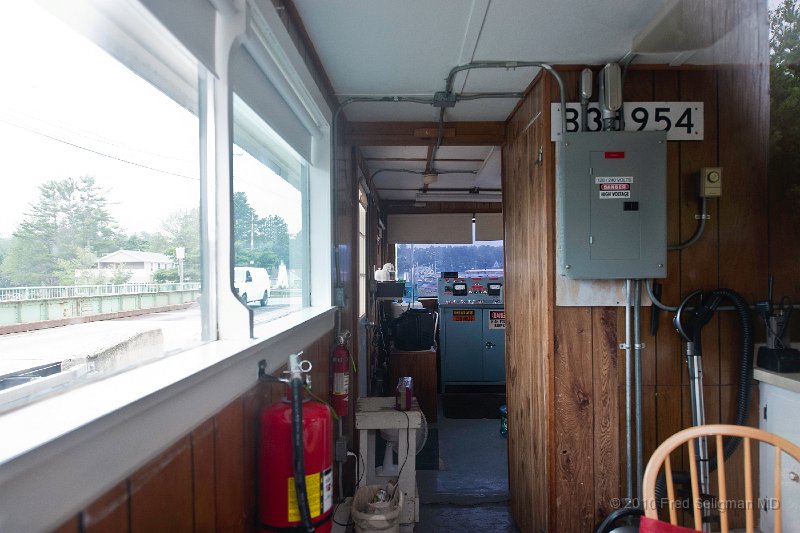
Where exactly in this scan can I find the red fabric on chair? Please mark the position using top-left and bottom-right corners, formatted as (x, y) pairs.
(639, 516), (701, 532)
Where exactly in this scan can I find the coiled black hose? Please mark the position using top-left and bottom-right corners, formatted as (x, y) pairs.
(291, 377), (315, 532)
(656, 288), (753, 503)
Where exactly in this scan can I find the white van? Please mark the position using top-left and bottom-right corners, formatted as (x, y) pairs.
(233, 267), (271, 306)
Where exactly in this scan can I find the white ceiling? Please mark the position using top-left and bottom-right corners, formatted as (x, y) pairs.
(292, 0), (764, 203)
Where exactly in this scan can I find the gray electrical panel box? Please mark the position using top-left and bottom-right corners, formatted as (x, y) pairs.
(557, 131), (667, 279)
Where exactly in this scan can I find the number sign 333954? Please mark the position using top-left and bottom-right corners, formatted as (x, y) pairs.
(550, 102), (703, 141)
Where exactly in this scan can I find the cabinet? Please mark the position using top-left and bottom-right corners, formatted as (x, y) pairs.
(758, 379), (800, 531)
(389, 349), (437, 423)
(439, 305), (505, 391)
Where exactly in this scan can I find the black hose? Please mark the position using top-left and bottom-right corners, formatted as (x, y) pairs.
(594, 506), (643, 533)
(655, 288), (753, 504)
(705, 288), (754, 469)
(291, 377), (315, 532)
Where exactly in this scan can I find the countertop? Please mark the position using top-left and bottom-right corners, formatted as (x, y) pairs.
(754, 366), (800, 394)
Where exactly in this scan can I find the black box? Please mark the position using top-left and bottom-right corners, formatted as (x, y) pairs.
(757, 346), (800, 373)
(376, 281), (405, 298)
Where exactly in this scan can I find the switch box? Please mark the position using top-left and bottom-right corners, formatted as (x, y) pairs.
(557, 131), (667, 279)
(700, 167), (722, 197)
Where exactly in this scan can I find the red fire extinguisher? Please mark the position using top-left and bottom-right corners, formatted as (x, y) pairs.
(331, 334), (350, 417)
(259, 356), (333, 532)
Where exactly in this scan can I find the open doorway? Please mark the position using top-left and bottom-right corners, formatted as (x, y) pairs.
(372, 226), (515, 530)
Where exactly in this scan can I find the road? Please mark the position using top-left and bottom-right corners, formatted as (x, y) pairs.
(0, 296), (300, 380)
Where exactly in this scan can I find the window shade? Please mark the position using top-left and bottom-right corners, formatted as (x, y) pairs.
(139, 0), (216, 72)
(387, 214), (472, 244)
(231, 45), (313, 162)
(475, 213), (503, 241)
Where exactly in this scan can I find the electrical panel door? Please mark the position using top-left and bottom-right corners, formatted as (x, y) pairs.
(441, 307), (484, 382)
(557, 131), (667, 279)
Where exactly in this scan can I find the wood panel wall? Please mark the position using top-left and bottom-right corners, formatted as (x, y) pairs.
(503, 62), (770, 531)
(51, 336), (335, 533)
(502, 73), (555, 533)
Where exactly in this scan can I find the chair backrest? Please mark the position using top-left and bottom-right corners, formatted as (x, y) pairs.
(642, 423), (800, 533)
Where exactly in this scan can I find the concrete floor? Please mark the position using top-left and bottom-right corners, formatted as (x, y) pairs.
(414, 398), (519, 532)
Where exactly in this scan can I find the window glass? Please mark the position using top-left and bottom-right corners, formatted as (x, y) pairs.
(395, 236), (504, 299)
(232, 94), (309, 327)
(0, 2), (202, 405)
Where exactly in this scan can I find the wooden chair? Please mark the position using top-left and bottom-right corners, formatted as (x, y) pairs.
(642, 424), (800, 533)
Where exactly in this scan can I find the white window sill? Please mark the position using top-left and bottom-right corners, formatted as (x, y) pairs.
(0, 305), (335, 533)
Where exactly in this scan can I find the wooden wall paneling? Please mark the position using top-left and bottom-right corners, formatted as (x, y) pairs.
(718, 66), (769, 387)
(214, 398), (248, 532)
(82, 481), (129, 533)
(655, 386), (685, 471)
(243, 384), (268, 532)
(503, 86), (534, 533)
(679, 70), (721, 391)
(192, 419), (217, 532)
(52, 516), (80, 533)
(502, 72), (554, 533)
(653, 70), (683, 391)
(592, 307), (620, 521)
(129, 437), (194, 532)
(539, 76), (557, 533)
(713, 65), (766, 528)
(554, 306), (594, 531)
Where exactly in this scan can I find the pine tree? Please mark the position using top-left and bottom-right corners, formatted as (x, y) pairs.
(1, 176), (120, 286)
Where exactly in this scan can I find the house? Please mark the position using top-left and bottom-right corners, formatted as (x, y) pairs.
(95, 250), (175, 283)
(0, 1), (795, 532)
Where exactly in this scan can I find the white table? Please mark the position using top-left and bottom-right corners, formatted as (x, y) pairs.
(355, 396), (422, 526)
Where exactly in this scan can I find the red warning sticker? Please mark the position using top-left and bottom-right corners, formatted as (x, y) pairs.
(599, 183), (631, 191)
(605, 151), (625, 159)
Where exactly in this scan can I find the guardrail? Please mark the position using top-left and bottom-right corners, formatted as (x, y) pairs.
(0, 283), (202, 302)
(0, 283), (203, 330)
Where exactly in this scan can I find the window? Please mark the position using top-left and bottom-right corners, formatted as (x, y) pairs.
(232, 94), (310, 328)
(0, 1), (203, 406)
(395, 237), (504, 298)
(358, 187), (368, 317)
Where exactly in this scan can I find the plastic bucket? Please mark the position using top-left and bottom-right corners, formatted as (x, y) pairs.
(351, 484), (403, 533)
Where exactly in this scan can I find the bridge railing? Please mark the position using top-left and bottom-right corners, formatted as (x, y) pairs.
(0, 283), (202, 302)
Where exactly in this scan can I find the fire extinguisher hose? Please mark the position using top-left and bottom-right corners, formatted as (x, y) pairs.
(291, 377), (315, 532)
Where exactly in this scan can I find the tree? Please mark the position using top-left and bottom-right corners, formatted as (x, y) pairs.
(770, 0), (800, 208)
(1, 176), (121, 286)
(156, 208), (201, 281)
(232, 191), (291, 272)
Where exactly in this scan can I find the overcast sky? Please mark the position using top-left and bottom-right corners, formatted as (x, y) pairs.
(0, 1), (302, 240)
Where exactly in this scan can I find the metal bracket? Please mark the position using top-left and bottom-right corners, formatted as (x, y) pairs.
(695, 214), (711, 220)
(433, 91), (457, 108)
(634, 343), (646, 349)
(619, 343), (629, 350)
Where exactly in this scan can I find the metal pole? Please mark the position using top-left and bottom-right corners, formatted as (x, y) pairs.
(625, 279), (633, 504)
(687, 344), (711, 530)
(634, 279), (643, 501)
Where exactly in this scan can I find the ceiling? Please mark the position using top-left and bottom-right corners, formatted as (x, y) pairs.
(292, 0), (763, 204)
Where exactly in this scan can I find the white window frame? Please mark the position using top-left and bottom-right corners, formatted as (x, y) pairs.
(0, 1), (333, 531)
(358, 187), (368, 318)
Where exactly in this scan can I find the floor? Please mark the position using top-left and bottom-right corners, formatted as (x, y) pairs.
(336, 395), (519, 532)
(414, 398), (519, 532)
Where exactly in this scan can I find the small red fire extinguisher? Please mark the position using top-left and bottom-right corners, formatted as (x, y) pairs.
(331, 334), (350, 417)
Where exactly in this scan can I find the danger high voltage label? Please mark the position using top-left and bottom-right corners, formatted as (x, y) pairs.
(596, 176), (632, 199)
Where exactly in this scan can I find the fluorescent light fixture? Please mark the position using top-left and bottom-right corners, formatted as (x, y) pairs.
(415, 192), (502, 203)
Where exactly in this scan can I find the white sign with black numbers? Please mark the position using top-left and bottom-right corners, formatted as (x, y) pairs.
(551, 102), (703, 141)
